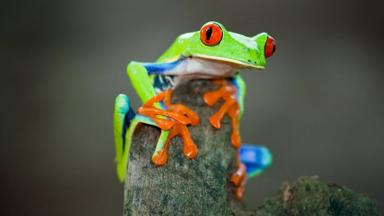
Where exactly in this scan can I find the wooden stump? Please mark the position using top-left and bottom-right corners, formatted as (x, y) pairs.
(122, 79), (379, 216)
(123, 79), (248, 215)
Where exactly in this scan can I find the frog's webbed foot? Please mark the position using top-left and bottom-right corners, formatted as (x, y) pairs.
(137, 89), (199, 166)
(204, 79), (241, 148)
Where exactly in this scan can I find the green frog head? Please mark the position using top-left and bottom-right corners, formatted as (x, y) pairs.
(157, 21), (276, 70)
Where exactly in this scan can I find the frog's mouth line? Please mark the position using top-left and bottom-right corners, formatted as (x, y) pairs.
(191, 54), (265, 70)
(161, 54), (265, 80)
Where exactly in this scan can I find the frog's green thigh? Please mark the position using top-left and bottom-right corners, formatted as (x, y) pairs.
(114, 94), (134, 181)
(127, 61), (157, 103)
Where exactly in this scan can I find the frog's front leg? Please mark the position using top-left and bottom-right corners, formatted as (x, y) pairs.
(136, 89), (199, 165)
(203, 75), (245, 148)
(203, 74), (247, 198)
(127, 61), (199, 166)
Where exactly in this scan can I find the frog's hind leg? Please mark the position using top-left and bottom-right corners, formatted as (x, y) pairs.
(229, 144), (273, 199)
(114, 94), (136, 182)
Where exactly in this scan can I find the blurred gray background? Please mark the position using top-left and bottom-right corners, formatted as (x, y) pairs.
(1, 0), (383, 215)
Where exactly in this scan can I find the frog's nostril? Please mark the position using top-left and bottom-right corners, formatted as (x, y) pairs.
(265, 35), (276, 58)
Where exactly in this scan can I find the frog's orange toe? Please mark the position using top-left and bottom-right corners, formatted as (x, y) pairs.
(204, 91), (221, 106)
(152, 150), (168, 166)
(184, 144), (198, 159)
(231, 131), (241, 149)
(210, 115), (222, 129)
(234, 186), (245, 200)
(230, 164), (246, 186)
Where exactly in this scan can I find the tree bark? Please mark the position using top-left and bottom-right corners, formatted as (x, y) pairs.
(124, 79), (247, 215)
(123, 79), (379, 216)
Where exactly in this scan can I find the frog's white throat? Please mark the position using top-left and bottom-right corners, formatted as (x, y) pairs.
(164, 57), (241, 86)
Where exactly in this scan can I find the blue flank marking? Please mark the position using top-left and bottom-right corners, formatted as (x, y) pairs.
(232, 76), (241, 104)
(144, 59), (184, 74)
(122, 103), (135, 151)
(239, 144), (272, 177)
(231, 76), (241, 102)
(126, 106), (136, 123)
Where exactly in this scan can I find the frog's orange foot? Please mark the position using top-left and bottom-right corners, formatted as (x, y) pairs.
(230, 161), (247, 200)
(137, 89), (199, 166)
(204, 80), (241, 148)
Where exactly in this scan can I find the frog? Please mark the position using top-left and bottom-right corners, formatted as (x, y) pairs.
(114, 21), (276, 199)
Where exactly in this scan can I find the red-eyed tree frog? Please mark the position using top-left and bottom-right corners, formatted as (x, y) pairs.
(114, 21), (276, 199)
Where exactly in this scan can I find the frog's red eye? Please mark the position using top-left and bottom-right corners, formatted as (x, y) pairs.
(200, 23), (223, 46)
(265, 35), (276, 58)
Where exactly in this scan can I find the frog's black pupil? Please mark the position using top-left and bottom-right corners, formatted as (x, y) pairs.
(206, 27), (213, 41)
